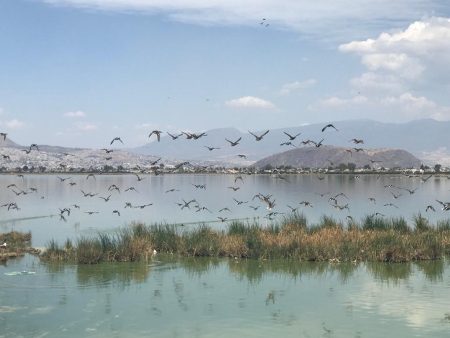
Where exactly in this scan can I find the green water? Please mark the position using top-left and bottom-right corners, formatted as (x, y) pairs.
(1, 256), (449, 337)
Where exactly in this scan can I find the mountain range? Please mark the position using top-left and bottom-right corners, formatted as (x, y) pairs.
(132, 119), (450, 165)
(1, 118), (449, 166)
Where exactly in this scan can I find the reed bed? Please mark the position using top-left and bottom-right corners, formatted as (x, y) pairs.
(0, 231), (34, 262)
(40, 213), (450, 264)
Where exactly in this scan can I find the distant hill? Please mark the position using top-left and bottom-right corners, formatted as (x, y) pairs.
(0, 136), (85, 153)
(252, 146), (421, 169)
(0, 137), (21, 149)
(131, 119), (450, 164)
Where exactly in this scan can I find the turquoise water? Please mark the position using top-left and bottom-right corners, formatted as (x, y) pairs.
(1, 174), (450, 246)
(1, 256), (449, 337)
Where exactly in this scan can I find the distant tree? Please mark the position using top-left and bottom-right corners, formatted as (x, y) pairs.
(363, 164), (371, 170)
(338, 163), (347, 171)
(262, 164), (273, 171)
(434, 164), (442, 172)
(347, 163), (356, 171)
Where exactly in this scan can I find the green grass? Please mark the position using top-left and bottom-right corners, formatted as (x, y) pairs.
(40, 215), (450, 264)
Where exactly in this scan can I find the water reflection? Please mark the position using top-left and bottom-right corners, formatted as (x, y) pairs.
(76, 262), (150, 288)
(1, 256), (449, 337)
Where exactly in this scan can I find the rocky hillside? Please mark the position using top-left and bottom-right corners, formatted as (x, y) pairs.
(252, 146), (421, 169)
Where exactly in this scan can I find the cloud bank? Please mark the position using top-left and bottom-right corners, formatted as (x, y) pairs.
(42, 0), (442, 39)
(226, 96), (275, 109)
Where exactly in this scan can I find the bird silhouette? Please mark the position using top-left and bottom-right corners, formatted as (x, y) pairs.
(283, 131), (301, 141)
(225, 137), (242, 147)
(280, 141), (296, 147)
(248, 130), (269, 141)
(167, 132), (183, 140)
(99, 195), (112, 202)
(0, 132), (7, 140)
(204, 146), (220, 151)
(134, 173), (145, 182)
(425, 205), (435, 212)
(321, 124), (338, 132)
(110, 137), (124, 145)
(233, 198), (248, 205)
(149, 130), (163, 142)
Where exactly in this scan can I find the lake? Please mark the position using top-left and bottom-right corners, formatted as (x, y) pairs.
(1, 173), (450, 337)
(1, 174), (450, 246)
(1, 255), (449, 337)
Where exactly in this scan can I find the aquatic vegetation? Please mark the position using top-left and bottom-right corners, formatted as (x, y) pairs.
(40, 215), (450, 264)
(0, 231), (34, 262)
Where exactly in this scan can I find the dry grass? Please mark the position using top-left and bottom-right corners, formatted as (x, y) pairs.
(41, 214), (450, 264)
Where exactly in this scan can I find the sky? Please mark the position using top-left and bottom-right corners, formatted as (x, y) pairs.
(1, 0), (450, 148)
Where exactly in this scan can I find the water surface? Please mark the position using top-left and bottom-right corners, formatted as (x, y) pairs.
(1, 174), (450, 246)
(1, 256), (449, 337)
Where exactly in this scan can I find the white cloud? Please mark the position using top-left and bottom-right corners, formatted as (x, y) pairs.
(226, 96), (275, 109)
(64, 110), (86, 118)
(350, 72), (405, 94)
(312, 91), (450, 121)
(380, 92), (450, 120)
(2, 119), (25, 130)
(332, 17), (450, 121)
(75, 122), (97, 131)
(279, 79), (317, 96)
(41, 1), (441, 40)
(317, 95), (368, 108)
(340, 17), (450, 82)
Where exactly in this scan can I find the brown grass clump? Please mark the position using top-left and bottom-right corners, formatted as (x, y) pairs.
(0, 231), (34, 262)
(41, 216), (450, 264)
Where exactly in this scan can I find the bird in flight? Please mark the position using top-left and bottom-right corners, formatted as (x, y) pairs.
(249, 130), (269, 141)
(349, 138), (364, 144)
(134, 173), (145, 182)
(110, 137), (123, 145)
(321, 124), (338, 132)
(425, 205), (435, 212)
(149, 130), (163, 142)
(283, 131), (301, 141)
(99, 195), (112, 202)
(167, 132), (183, 140)
(225, 137), (241, 147)
(101, 148), (114, 154)
(29, 144), (39, 151)
(313, 139), (324, 148)
(204, 146), (220, 151)
(165, 188), (179, 193)
(150, 158), (161, 166)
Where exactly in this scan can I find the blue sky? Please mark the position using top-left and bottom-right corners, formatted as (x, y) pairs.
(1, 0), (450, 148)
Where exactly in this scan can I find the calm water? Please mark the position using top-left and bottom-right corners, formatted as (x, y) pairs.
(1, 256), (449, 337)
(1, 174), (450, 246)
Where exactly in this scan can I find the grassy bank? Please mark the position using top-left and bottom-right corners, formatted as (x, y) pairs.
(0, 231), (37, 262)
(41, 213), (450, 264)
